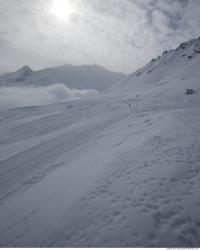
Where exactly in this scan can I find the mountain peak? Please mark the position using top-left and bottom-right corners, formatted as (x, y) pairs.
(0, 64), (125, 91)
(16, 65), (32, 74)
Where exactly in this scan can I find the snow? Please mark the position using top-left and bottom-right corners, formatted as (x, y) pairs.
(0, 37), (200, 247)
(0, 64), (125, 91)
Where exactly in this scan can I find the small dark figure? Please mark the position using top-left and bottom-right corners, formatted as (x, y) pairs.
(129, 103), (131, 109)
(136, 94), (139, 101)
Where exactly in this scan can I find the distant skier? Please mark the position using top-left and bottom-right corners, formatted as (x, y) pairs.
(129, 103), (131, 109)
(136, 93), (139, 101)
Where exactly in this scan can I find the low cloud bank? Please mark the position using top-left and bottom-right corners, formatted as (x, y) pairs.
(0, 83), (99, 111)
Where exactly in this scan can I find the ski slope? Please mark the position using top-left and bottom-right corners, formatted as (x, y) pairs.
(0, 97), (200, 247)
(0, 37), (200, 247)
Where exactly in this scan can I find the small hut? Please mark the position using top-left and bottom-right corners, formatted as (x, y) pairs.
(186, 89), (194, 95)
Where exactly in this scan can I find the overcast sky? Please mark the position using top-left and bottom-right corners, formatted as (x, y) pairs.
(0, 0), (200, 74)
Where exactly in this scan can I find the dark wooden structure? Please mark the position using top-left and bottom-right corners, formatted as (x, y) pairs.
(186, 89), (194, 95)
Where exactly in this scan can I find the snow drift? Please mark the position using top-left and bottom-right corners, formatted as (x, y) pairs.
(0, 83), (98, 111)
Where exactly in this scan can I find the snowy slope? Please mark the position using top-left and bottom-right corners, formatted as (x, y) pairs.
(0, 37), (200, 247)
(106, 36), (200, 105)
(0, 64), (125, 91)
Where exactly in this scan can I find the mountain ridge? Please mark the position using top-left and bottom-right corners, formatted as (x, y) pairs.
(106, 36), (200, 105)
(0, 64), (126, 91)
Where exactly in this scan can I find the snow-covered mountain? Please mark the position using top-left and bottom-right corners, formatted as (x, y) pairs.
(0, 37), (200, 247)
(106, 36), (200, 103)
(0, 64), (125, 91)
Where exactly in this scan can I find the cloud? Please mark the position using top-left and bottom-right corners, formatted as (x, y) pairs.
(0, 0), (199, 74)
(0, 84), (98, 111)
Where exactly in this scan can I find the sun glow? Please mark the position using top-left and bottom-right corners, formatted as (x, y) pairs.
(49, 0), (75, 21)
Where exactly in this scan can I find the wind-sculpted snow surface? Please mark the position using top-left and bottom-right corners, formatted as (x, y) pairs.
(0, 37), (200, 247)
(53, 108), (200, 247)
(0, 97), (200, 247)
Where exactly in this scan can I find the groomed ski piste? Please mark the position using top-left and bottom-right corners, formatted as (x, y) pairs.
(0, 37), (200, 247)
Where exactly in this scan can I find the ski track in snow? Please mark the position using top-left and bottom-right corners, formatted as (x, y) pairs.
(0, 97), (200, 247)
